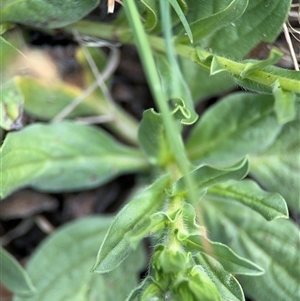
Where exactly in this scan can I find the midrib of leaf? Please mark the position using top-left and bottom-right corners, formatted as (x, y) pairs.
(2, 148), (148, 171)
(197, 253), (244, 301)
(250, 154), (299, 175)
(207, 185), (287, 220)
(188, 107), (275, 161)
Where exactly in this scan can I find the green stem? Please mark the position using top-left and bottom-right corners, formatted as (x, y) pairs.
(66, 21), (300, 94)
(122, 0), (191, 179)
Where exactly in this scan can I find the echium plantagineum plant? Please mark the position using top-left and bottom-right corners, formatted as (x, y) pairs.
(0, 0), (299, 301)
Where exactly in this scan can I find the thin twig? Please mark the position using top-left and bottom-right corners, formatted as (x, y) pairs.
(52, 80), (99, 122)
(75, 115), (115, 125)
(283, 22), (299, 71)
(51, 31), (121, 122)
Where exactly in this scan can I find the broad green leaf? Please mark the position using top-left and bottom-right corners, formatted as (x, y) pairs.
(194, 253), (245, 301)
(91, 175), (170, 273)
(16, 76), (101, 120)
(186, 93), (282, 165)
(0, 121), (148, 199)
(2, 0), (100, 28)
(273, 79), (296, 124)
(176, 0), (248, 44)
(0, 79), (24, 130)
(250, 119), (300, 212)
(201, 198), (300, 301)
(138, 109), (171, 165)
(0, 247), (35, 297)
(207, 180), (288, 221)
(13, 216), (146, 301)
(185, 236), (263, 276)
(172, 158), (249, 197)
(207, 0), (292, 58)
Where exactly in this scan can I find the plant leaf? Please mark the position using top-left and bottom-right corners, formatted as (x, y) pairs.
(169, 0), (193, 43)
(91, 175), (170, 273)
(250, 118), (300, 212)
(171, 157), (249, 197)
(138, 109), (172, 165)
(16, 76), (101, 120)
(232, 64), (300, 94)
(207, 180), (288, 221)
(176, 0), (248, 44)
(175, 265), (221, 301)
(240, 48), (283, 78)
(13, 216), (146, 301)
(186, 93), (282, 165)
(155, 53), (198, 125)
(0, 79), (24, 130)
(207, 0), (292, 58)
(194, 48), (300, 95)
(137, 0), (158, 31)
(0, 121), (148, 199)
(0, 247), (35, 297)
(273, 79), (296, 124)
(180, 57), (235, 103)
(2, 0), (100, 28)
(201, 198), (300, 301)
(194, 253), (245, 301)
(185, 236), (264, 276)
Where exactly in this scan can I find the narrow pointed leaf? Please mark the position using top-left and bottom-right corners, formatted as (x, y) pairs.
(169, 0), (193, 43)
(172, 157), (249, 196)
(195, 253), (245, 301)
(0, 121), (148, 199)
(92, 175), (170, 273)
(0, 247), (35, 297)
(178, 265), (221, 301)
(186, 236), (264, 276)
(207, 180), (288, 220)
(240, 48), (283, 78)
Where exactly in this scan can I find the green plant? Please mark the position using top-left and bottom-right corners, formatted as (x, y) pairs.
(1, 0), (299, 301)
